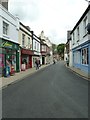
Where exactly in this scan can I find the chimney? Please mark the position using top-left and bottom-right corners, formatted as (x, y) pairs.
(0, 0), (8, 10)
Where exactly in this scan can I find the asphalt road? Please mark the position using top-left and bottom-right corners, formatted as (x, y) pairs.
(2, 61), (88, 118)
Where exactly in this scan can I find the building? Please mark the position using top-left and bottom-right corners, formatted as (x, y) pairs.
(0, 0), (8, 10)
(19, 22), (34, 70)
(32, 31), (41, 67)
(0, 4), (20, 76)
(70, 4), (90, 78)
(39, 31), (53, 65)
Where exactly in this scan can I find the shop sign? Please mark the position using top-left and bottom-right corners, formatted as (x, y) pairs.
(21, 49), (34, 55)
(1, 42), (12, 48)
(34, 51), (41, 55)
(0, 40), (19, 50)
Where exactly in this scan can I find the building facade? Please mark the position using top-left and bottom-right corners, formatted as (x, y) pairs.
(70, 5), (90, 78)
(0, 4), (20, 76)
(32, 32), (41, 67)
(39, 31), (53, 65)
(19, 22), (34, 70)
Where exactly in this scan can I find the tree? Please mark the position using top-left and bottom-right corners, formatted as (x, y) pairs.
(52, 43), (57, 55)
(57, 44), (65, 59)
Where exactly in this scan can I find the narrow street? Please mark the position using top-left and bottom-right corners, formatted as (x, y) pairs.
(2, 61), (88, 118)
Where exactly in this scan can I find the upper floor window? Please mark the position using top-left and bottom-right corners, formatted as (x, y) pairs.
(72, 32), (75, 45)
(83, 17), (87, 36)
(34, 41), (36, 50)
(37, 43), (39, 51)
(28, 37), (30, 48)
(22, 34), (25, 47)
(42, 45), (46, 51)
(3, 21), (9, 35)
(77, 26), (79, 42)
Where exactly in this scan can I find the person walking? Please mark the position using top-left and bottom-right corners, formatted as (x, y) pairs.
(35, 59), (39, 70)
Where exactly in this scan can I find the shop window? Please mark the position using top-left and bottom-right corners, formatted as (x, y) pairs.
(0, 54), (4, 68)
(73, 51), (80, 64)
(82, 48), (89, 65)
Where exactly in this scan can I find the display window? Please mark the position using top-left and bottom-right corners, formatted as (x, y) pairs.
(82, 48), (89, 65)
(0, 54), (4, 68)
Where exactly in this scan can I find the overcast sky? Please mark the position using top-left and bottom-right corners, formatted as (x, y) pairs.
(8, 0), (88, 44)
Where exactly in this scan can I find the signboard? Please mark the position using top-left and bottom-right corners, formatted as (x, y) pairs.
(0, 39), (19, 50)
(21, 49), (34, 55)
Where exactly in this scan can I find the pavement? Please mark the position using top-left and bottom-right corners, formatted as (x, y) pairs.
(0, 64), (50, 89)
(67, 65), (90, 81)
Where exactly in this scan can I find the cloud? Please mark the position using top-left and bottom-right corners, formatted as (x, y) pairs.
(8, 0), (88, 44)
(8, 0), (40, 22)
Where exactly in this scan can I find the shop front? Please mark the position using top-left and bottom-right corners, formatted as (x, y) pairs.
(0, 39), (20, 77)
(21, 48), (34, 70)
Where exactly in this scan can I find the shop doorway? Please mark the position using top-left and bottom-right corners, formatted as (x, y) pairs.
(42, 57), (45, 65)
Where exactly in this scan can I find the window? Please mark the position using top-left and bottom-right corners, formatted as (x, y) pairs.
(22, 34), (25, 47)
(83, 17), (87, 36)
(37, 43), (39, 51)
(77, 27), (79, 42)
(3, 21), (9, 35)
(28, 37), (30, 48)
(82, 48), (89, 65)
(34, 41), (36, 50)
(73, 51), (80, 64)
(72, 33), (75, 45)
(42, 45), (46, 51)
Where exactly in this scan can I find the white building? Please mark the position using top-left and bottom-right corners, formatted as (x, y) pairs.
(0, 4), (20, 74)
(32, 32), (41, 67)
(70, 4), (90, 78)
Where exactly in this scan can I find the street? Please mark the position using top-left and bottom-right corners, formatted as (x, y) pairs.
(2, 61), (88, 118)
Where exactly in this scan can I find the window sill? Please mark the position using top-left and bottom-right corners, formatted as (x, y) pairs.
(81, 64), (88, 66)
(83, 33), (88, 38)
(77, 40), (79, 42)
(3, 34), (10, 39)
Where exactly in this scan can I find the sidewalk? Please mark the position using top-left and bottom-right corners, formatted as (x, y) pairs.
(0, 64), (50, 89)
(67, 65), (90, 81)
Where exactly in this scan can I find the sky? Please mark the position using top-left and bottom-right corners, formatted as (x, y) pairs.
(8, 0), (88, 45)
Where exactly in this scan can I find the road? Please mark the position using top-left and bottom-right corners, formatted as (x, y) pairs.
(2, 61), (88, 118)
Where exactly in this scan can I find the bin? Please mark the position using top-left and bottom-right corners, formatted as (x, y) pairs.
(4, 66), (10, 77)
(21, 64), (26, 71)
(10, 65), (15, 75)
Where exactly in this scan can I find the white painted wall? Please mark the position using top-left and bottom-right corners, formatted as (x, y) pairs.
(19, 23), (32, 49)
(0, 4), (19, 43)
(69, 40), (73, 67)
(0, 4), (20, 71)
(71, 12), (89, 50)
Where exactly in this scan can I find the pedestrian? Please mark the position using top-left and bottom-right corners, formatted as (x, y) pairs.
(66, 58), (69, 66)
(39, 59), (41, 67)
(53, 59), (55, 64)
(35, 58), (39, 70)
